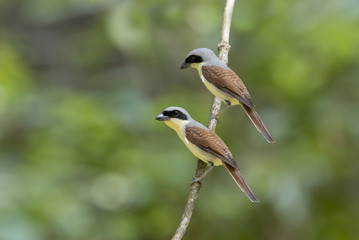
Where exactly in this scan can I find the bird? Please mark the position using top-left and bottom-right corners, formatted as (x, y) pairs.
(156, 106), (259, 202)
(180, 48), (275, 143)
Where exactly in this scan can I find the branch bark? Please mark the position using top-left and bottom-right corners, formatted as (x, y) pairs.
(171, 1), (236, 240)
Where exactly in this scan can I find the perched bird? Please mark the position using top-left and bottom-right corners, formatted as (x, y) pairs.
(180, 48), (275, 143)
(156, 106), (259, 202)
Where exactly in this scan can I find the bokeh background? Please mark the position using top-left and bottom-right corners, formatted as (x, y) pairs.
(1, 0), (359, 239)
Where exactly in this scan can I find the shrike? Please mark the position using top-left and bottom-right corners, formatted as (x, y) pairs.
(156, 106), (259, 202)
(181, 48), (275, 143)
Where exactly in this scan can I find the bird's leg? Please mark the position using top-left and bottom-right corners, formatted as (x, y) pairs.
(209, 101), (231, 123)
(208, 114), (220, 124)
(191, 161), (214, 184)
(218, 101), (231, 116)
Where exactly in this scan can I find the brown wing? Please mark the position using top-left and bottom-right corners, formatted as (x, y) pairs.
(202, 65), (254, 108)
(224, 163), (259, 202)
(242, 104), (276, 143)
(185, 126), (238, 168)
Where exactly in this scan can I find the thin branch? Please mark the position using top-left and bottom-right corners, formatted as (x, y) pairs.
(171, 1), (236, 239)
(218, 0), (235, 64)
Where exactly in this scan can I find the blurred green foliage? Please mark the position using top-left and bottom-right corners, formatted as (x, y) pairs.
(1, 0), (359, 239)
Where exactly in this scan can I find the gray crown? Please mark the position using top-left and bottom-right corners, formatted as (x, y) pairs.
(162, 106), (206, 129)
(186, 48), (228, 69)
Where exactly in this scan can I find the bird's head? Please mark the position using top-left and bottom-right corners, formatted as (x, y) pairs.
(156, 106), (191, 131)
(180, 48), (217, 70)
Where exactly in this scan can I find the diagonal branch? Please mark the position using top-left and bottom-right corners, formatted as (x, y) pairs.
(171, 1), (236, 239)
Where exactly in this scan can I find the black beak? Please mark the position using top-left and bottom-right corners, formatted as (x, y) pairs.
(180, 61), (190, 69)
(155, 114), (169, 121)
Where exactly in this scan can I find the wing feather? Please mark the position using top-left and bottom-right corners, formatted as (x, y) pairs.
(185, 126), (238, 168)
(202, 65), (254, 108)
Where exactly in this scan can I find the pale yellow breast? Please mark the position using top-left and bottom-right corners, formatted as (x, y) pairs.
(184, 140), (223, 166)
(197, 67), (239, 106)
(166, 120), (223, 166)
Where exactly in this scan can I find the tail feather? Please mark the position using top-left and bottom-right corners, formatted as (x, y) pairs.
(242, 105), (275, 143)
(224, 163), (259, 203)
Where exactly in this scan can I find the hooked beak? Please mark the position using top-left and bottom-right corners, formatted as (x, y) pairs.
(180, 61), (190, 69)
(155, 113), (169, 121)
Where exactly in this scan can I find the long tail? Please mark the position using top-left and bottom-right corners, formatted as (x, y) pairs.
(242, 104), (275, 143)
(224, 163), (259, 202)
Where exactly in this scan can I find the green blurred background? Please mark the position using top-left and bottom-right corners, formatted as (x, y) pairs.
(1, 0), (358, 239)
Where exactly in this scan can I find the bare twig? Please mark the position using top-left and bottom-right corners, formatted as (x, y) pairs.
(171, 1), (236, 240)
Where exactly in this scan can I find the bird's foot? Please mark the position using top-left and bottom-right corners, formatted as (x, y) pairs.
(209, 114), (220, 124)
(191, 177), (203, 186)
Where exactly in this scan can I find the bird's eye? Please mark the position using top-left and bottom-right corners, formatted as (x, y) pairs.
(187, 55), (202, 63)
(187, 55), (195, 62)
(173, 111), (179, 117)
